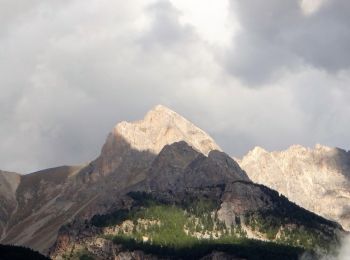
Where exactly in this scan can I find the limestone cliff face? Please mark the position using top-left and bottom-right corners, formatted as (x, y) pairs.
(238, 144), (350, 230)
(95, 105), (221, 177)
(111, 105), (220, 155)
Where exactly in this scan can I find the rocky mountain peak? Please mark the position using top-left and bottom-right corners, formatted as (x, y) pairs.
(106, 105), (221, 156)
(249, 146), (268, 156)
(239, 144), (350, 230)
(314, 143), (339, 153)
(144, 104), (179, 121)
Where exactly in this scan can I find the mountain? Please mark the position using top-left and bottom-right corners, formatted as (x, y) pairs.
(238, 144), (350, 231)
(0, 105), (346, 259)
(0, 105), (221, 253)
(1, 166), (86, 252)
(86, 104), (221, 186)
(106, 104), (220, 156)
(50, 141), (342, 260)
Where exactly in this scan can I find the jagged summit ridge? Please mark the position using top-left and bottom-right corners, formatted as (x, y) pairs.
(239, 144), (350, 230)
(107, 105), (221, 156)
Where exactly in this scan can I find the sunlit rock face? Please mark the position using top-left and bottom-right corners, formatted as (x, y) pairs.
(95, 105), (221, 176)
(238, 144), (350, 230)
(107, 105), (220, 155)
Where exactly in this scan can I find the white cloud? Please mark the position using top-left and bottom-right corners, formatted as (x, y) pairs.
(300, 0), (329, 15)
(169, 0), (238, 46)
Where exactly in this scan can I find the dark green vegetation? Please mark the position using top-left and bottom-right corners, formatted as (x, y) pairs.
(243, 184), (341, 252)
(112, 235), (304, 260)
(0, 244), (50, 260)
(91, 208), (130, 227)
(90, 191), (314, 259)
(246, 212), (334, 251)
(60, 246), (95, 260)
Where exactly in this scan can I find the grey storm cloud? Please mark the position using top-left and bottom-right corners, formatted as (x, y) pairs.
(141, 1), (195, 47)
(226, 0), (350, 84)
(0, 0), (350, 173)
(0, 0), (213, 172)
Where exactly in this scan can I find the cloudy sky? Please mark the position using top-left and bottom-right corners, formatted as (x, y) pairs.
(1, 0), (350, 173)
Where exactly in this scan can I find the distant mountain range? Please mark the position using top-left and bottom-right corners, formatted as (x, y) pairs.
(0, 105), (348, 259)
(238, 144), (350, 231)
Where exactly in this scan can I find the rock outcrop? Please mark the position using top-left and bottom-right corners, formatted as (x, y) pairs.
(109, 104), (220, 156)
(93, 105), (221, 178)
(145, 141), (249, 192)
(238, 144), (350, 230)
